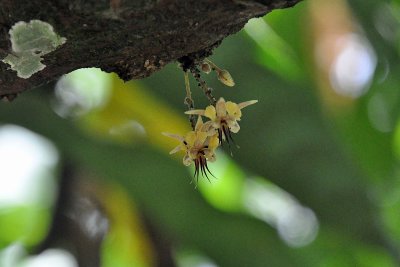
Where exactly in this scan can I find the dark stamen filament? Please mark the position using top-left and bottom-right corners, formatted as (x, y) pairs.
(193, 153), (215, 184)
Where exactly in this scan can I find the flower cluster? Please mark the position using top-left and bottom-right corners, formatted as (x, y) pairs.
(163, 116), (219, 180)
(163, 58), (257, 182)
(186, 97), (257, 145)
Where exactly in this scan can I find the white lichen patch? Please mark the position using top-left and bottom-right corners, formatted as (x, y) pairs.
(2, 20), (66, 79)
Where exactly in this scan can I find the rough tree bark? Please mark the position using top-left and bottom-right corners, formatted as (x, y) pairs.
(0, 0), (300, 100)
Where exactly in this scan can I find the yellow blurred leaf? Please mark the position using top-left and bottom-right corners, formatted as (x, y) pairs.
(79, 73), (190, 154)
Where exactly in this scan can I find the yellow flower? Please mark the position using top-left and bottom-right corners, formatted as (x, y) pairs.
(163, 117), (219, 179)
(185, 97), (257, 144)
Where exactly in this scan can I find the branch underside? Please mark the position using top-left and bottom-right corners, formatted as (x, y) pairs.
(0, 0), (300, 99)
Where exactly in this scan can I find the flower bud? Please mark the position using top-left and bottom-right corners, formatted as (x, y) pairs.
(217, 69), (235, 87)
(201, 62), (212, 74)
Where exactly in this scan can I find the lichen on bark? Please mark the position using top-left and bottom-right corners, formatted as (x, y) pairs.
(2, 20), (66, 79)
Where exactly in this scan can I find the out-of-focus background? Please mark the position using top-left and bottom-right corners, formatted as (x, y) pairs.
(1, 1), (400, 266)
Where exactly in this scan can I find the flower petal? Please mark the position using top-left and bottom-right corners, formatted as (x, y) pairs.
(195, 131), (208, 146)
(195, 116), (204, 131)
(202, 121), (217, 136)
(212, 121), (221, 129)
(207, 134), (219, 150)
(169, 144), (183, 154)
(185, 109), (205, 116)
(205, 151), (216, 162)
(162, 132), (184, 142)
(228, 120), (240, 133)
(216, 98), (227, 117)
(185, 131), (197, 147)
(183, 154), (192, 166)
(238, 100), (258, 109)
(204, 105), (217, 121)
(225, 101), (242, 120)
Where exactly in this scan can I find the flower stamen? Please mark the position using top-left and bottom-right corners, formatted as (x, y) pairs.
(194, 153), (215, 184)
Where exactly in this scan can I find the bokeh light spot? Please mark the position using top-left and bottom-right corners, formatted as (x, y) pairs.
(0, 125), (58, 207)
(329, 34), (376, 98)
(243, 178), (319, 247)
(52, 68), (112, 118)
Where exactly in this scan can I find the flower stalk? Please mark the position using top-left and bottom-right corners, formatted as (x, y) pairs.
(183, 71), (196, 129)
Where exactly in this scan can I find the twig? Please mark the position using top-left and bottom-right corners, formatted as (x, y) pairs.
(183, 71), (196, 129)
(190, 67), (217, 105)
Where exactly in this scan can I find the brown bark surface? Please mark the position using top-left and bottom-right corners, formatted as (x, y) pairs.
(0, 0), (300, 99)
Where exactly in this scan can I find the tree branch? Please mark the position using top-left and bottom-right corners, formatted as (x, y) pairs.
(0, 0), (300, 99)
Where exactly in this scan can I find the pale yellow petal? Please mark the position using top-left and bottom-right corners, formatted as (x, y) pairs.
(238, 100), (258, 109)
(225, 101), (242, 120)
(216, 98), (227, 117)
(169, 144), (183, 154)
(212, 121), (221, 129)
(183, 154), (192, 166)
(208, 134), (219, 150)
(195, 131), (208, 146)
(204, 105), (217, 121)
(195, 116), (204, 131)
(202, 121), (217, 136)
(185, 131), (197, 147)
(162, 132), (184, 142)
(207, 128), (217, 136)
(205, 151), (216, 162)
(185, 109), (205, 116)
(228, 120), (240, 133)
(201, 120), (212, 130)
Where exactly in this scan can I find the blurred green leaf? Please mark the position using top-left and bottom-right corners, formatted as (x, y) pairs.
(0, 206), (50, 249)
(245, 18), (303, 82)
(0, 95), (303, 267)
(198, 152), (245, 213)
